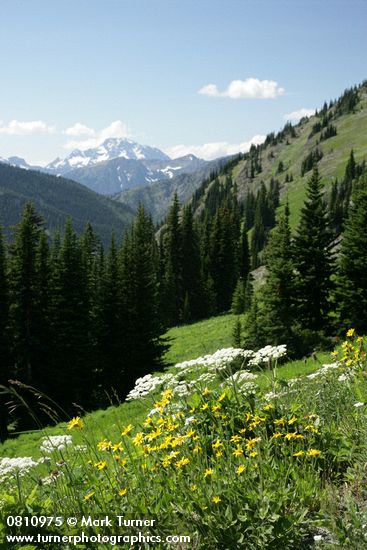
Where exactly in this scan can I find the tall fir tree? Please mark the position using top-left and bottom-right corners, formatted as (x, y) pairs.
(335, 174), (367, 332)
(121, 205), (167, 393)
(9, 203), (44, 386)
(293, 167), (334, 332)
(161, 193), (183, 325)
(256, 202), (296, 351)
(0, 226), (10, 441)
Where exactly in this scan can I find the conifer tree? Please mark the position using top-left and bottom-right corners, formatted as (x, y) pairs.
(161, 193), (183, 325)
(256, 202), (296, 350)
(335, 174), (367, 332)
(9, 203), (44, 386)
(181, 205), (205, 321)
(121, 205), (167, 393)
(293, 167), (334, 332)
(0, 226), (10, 441)
(231, 278), (245, 314)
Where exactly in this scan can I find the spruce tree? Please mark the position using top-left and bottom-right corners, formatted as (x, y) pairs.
(256, 202), (296, 350)
(335, 174), (367, 332)
(293, 167), (334, 332)
(181, 205), (205, 321)
(121, 205), (167, 393)
(0, 226), (10, 441)
(161, 193), (183, 325)
(9, 203), (43, 386)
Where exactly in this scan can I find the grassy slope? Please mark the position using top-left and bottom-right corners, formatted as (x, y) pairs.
(223, 87), (367, 229)
(0, 313), (329, 459)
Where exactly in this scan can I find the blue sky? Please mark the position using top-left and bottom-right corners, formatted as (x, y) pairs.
(0, 0), (366, 164)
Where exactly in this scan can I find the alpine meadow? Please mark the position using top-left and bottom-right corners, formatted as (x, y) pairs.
(1, 2), (367, 548)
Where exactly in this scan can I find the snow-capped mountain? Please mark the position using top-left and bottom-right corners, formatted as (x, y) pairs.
(0, 139), (210, 196)
(45, 138), (170, 175)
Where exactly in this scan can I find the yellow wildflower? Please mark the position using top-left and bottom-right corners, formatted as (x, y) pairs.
(118, 488), (127, 497)
(246, 437), (261, 451)
(67, 416), (84, 430)
(186, 429), (195, 438)
(347, 328), (355, 338)
(288, 416), (297, 425)
(112, 442), (123, 453)
(218, 392), (227, 402)
(201, 403), (209, 411)
(202, 387), (211, 396)
(230, 434), (242, 443)
(233, 446), (244, 457)
(84, 491), (95, 501)
(215, 451), (223, 458)
(212, 404), (221, 412)
(293, 451), (305, 457)
(94, 460), (107, 471)
(193, 445), (202, 454)
(284, 432), (298, 440)
(133, 432), (144, 446)
(263, 403), (274, 411)
(191, 484), (198, 492)
(236, 464), (246, 475)
(307, 448), (321, 458)
(121, 424), (133, 436)
(97, 439), (112, 451)
(272, 432), (283, 439)
(212, 496), (221, 504)
(212, 440), (224, 450)
(249, 451), (258, 458)
(204, 468), (214, 478)
(274, 418), (285, 426)
(176, 457), (190, 469)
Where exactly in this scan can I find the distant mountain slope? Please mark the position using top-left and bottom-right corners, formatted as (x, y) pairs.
(66, 153), (208, 196)
(190, 82), (367, 229)
(0, 163), (134, 244)
(45, 138), (170, 174)
(113, 157), (228, 222)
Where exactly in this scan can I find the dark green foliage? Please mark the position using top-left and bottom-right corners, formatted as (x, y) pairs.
(334, 86), (359, 117)
(121, 205), (167, 392)
(231, 278), (245, 314)
(0, 163), (134, 246)
(320, 124), (337, 141)
(0, 226), (10, 441)
(301, 148), (323, 177)
(293, 168), (334, 332)
(335, 174), (367, 332)
(256, 202), (296, 352)
(232, 317), (242, 348)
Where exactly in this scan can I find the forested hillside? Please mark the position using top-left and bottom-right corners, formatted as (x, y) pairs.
(0, 164), (134, 245)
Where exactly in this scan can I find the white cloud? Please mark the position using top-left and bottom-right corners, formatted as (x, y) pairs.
(165, 135), (266, 161)
(0, 119), (55, 135)
(63, 120), (131, 150)
(283, 108), (316, 122)
(64, 123), (95, 137)
(198, 78), (285, 99)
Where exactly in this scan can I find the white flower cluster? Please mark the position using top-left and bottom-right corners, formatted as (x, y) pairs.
(307, 362), (340, 380)
(248, 345), (287, 367)
(126, 373), (173, 401)
(174, 348), (253, 372)
(0, 456), (38, 481)
(40, 435), (73, 454)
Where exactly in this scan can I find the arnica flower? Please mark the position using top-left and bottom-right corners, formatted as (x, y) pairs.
(249, 451), (258, 458)
(176, 457), (190, 469)
(293, 451), (305, 457)
(97, 439), (112, 451)
(212, 496), (221, 504)
(236, 465), (246, 475)
(272, 432), (283, 439)
(201, 403), (209, 411)
(118, 488), (127, 497)
(288, 416), (297, 425)
(133, 432), (144, 446)
(94, 460), (107, 471)
(230, 435), (242, 444)
(218, 392), (227, 402)
(121, 424), (133, 436)
(233, 446), (244, 457)
(84, 491), (95, 502)
(67, 416), (84, 430)
(285, 432), (298, 441)
(204, 468), (214, 478)
(347, 328), (355, 338)
(191, 484), (198, 492)
(263, 403), (274, 411)
(212, 440), (223, 450)
(307, 448), (321, 458)
(246, 437), (261, 451)
(202, 387), (211, 396)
